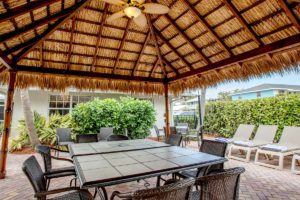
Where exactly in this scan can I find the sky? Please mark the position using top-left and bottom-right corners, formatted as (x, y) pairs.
(204, 72), (300, 99)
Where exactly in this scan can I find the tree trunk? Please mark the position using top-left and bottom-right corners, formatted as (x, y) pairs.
(20, 90), (40, 147)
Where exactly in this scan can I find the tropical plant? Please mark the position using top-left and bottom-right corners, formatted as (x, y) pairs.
(9, 112), (71, 152)
(204, 94), (300, 142)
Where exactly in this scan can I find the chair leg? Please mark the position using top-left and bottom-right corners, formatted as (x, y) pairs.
(46, 179), (51, 191)
(156, 175), (161, 187)
(95, 187), (108, 200)
(245, 148), (251, 162)
(278, 155), (284, 170)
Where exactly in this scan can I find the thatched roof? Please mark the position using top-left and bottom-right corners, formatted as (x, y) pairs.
(0, 0), (300, 95)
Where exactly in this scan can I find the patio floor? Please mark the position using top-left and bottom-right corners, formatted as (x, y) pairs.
(1, 141), (300, 200)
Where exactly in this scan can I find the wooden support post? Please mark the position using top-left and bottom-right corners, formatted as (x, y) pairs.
(0, 71), (16, 179)
(164, 83), (170, 137)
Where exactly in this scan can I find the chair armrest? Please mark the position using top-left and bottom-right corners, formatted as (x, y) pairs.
(50, 155), (73, 163)
(50, 146), (69, 153)
(35, 187), (81, 198)
(56, 135), (60, 145)
(110, 191), (133, 200)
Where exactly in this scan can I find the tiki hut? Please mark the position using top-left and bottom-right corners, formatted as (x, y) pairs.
(0, 0), (300, 178)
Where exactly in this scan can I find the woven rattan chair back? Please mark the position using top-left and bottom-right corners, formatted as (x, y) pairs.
(154, 125), (160, 138)
(200, 140), (227, 172)
(107, 135), (129, 141)
(76, 134), (98, 143)
(98, 127), (114, 141)
(196, 167), (245, 200)
(22, 156), (47, 197)
(166, 134), (183, 146)
(56, 128), (72, 142)
(35, 145), (52, 173)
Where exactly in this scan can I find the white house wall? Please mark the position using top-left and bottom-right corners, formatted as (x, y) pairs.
(10, 90), (169, 138)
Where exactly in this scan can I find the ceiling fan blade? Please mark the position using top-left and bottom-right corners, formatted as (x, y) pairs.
(107, 11), (126, 22)
(134, 0), (145, 4)
(102, 0), (125, 5)
(133, 13), (147, 28)
(143, 3), (170, 14)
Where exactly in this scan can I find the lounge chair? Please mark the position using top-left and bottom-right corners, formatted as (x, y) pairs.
(228, 125), (278, 162)
(291, 151), (300, 174)
(255, 126), (300, 170)
(215, 124), (255, 144)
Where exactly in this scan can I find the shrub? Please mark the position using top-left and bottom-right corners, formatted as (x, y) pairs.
(72, 97), (156, 139)
(119, 97), (156, 139)
(71, 98), (121, 134)
(204, 94), (300, 142)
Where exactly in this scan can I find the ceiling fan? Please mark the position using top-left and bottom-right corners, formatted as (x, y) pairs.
(104, 0), (170, 27)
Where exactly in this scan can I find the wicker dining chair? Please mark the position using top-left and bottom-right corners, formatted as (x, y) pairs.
(107, 135), (129, 141)
(110, 178), (195, 200)
(22, 156), (93, 200)
(165, 134), (183, 146)
(35, 145), (76, 190)
(56, 128), (74, 156)
(176, 139), (228, 179)
(191, 167), (245, 200)
(98, 127), (114, 141)
(154, 125), (165, 142)
(76, 134), (98, 143)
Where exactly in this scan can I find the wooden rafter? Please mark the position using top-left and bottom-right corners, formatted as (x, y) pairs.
(161, 14), (209, 64)
(0, 50), (14, 70)
(91, 4), (109, 72)
(153, 28), (193, 71)
(132, 32), (151, 76)
(67, 16), (76, 70)
(0, 8), (72, 43)
(169, 34), (300, 81)
(113, 20), (131, 74)
(278, 0), (300, 32)
(13, 0), (91, 64)
(15, 65), (163, 83)
(147, 15), (167, 76)
(239, 0), (265, 14)
(0, 0), (62, 23)
(183, 0), (232, 56)
(223, 0), (263, 46)
(149, 58), (159, 77)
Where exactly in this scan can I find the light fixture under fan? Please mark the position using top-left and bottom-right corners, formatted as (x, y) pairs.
(104, 0), (170, 27)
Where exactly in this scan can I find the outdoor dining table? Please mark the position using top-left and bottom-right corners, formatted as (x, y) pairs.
(69, 139), (227, 200)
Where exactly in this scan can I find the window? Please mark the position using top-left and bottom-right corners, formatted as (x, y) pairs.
(0, 101), (4, 121)
(256, 92), (261, 97)
(49, 95), (92, 116)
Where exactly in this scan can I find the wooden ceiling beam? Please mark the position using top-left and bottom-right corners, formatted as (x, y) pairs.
(67, 17), (76, 70)
(91, 4), (109, 72)
(0, 50), (14, 70)
(132, 32), (151, 76)
(223, 0), (263, 46)
(278, 0), (300, 32)
(240, 0), (266, 14)
(0, 0), (62, 23)
(169, 34), (300, 82)
(149, 58), (160, 77)
(183, 0), (232, 57)
(15, 65), (164, 83)
(153, 28), (193, 71)
(113, 20), (131, 74)
(13, 0), (91, 64)
(147, 15), (167, 76)
(0, 7), (73, 42)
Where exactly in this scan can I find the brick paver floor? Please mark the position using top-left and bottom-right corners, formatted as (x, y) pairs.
(1, 141), (300, 200)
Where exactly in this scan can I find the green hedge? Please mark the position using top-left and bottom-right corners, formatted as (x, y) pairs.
(204, 94), (300, 142)
(72, 97), (156, 139)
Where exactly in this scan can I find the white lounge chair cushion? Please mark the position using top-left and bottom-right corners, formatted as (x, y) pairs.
(261, 144), (289, 152)
(215, 137), (233, 143)
(233, 140), (254, 147)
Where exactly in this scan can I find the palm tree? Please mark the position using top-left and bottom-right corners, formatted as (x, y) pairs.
(20, 90), (40, 147)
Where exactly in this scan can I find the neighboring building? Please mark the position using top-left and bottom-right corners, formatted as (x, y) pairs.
(0, 87), (171, 137)
(230, 84), (300, 101)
